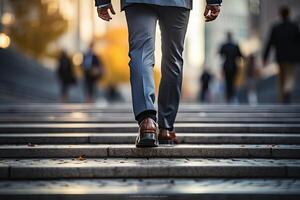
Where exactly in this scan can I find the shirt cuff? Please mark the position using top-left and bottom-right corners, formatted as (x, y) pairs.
(97, 3), (111, 9)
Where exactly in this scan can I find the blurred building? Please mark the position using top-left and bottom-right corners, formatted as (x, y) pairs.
(55, 0), (127, 53)
(0, 0), (10, 31)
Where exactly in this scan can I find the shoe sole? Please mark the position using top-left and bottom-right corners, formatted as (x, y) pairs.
(136, 133), (159, 148)
(158, 140), (176, 145)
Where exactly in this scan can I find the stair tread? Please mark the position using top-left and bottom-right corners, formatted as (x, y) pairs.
(0, 179), (299, 196)
(2, 158), (300, 167)
(0, 158), (300, 179)
(1, 133), (300, 145)
(0, 144), (299, 158)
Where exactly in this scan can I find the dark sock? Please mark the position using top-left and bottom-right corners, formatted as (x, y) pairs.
(159, 126), (174, 131)
(136, 110), (157, 124)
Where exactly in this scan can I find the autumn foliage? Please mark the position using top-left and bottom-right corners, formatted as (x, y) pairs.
(9, 0), (68, 58)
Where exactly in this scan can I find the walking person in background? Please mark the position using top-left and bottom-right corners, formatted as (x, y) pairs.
(263, 6), (300, 104)
(199, 68), (213, 103)
(82, 43), (104, 103)
(106, 83), (123, 103)
(95, 0), (221, 148)
(219, 32), (243, 103)
(56, 50), (76, 103)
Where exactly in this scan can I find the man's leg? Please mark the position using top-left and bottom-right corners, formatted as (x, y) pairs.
(84, 74), (94, 103)
(225, 73), (232, 103)
(278, 64), (286, 103)
(157, 7), (190, 131)
(282, 63), (297, 103)
(125, 5), (158, 123)
(60, 81), (68, 103)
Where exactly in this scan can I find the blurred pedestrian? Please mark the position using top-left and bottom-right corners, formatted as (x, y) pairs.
(82, 43), (104, 103)
(263, 6), (300, 104)
(199, 68), (213, 103)
(106, 83), (123, 103)
(56, 50), (76, 103)
(219, 32), (243, 103)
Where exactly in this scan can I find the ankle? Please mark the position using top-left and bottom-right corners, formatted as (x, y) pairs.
(136, 110), (157, 124)
(159, 127), (174, 132)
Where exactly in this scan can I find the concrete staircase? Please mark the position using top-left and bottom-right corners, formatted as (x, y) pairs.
(0, 104), (300, 199)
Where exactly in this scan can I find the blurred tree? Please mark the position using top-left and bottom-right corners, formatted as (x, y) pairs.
(9, 0), (68, 58)
(99, 28), (130, 85)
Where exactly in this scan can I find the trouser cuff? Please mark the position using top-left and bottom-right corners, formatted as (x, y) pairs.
(136, 110), (157, 124)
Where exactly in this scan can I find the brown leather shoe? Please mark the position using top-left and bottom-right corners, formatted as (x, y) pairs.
(158, 129), (179, 145)
(135, 118), (159, 148)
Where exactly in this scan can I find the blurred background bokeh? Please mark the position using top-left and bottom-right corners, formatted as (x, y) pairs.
(0, 0), (299, 104)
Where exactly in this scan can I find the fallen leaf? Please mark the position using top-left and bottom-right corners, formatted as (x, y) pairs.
(77, 155), (86, 161)
(28, 143), (36, 147)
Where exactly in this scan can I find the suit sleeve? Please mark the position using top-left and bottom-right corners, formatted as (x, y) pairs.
(207, 0), (222, 5)
(95, 0), (111, 7)
(296, 25), (300, 49)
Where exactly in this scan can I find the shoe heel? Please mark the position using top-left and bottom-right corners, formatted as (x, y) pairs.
(136, 133), (159, 148)
(141, 133), (156, 140)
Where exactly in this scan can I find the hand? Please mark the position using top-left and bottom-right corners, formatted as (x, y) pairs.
(204, 5), (221, 22)
(97, 4), (116, 21)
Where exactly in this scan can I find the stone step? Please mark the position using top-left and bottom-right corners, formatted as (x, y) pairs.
(0, 158), (299, 179)
(3, 103), (300, 109)
(1, 123), (300, 133)
(1, 116), (299, 124)
(0, 144), (299, 158)
(0, 179), (299, 200)
(1, 133), (300, 144)
(2, 104), (300, 113)
(2, 113), (300, 118)
(2, 109), (300, 114)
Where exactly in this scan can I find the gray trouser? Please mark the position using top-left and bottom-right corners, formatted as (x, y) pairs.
(125, 4), (190, 130)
